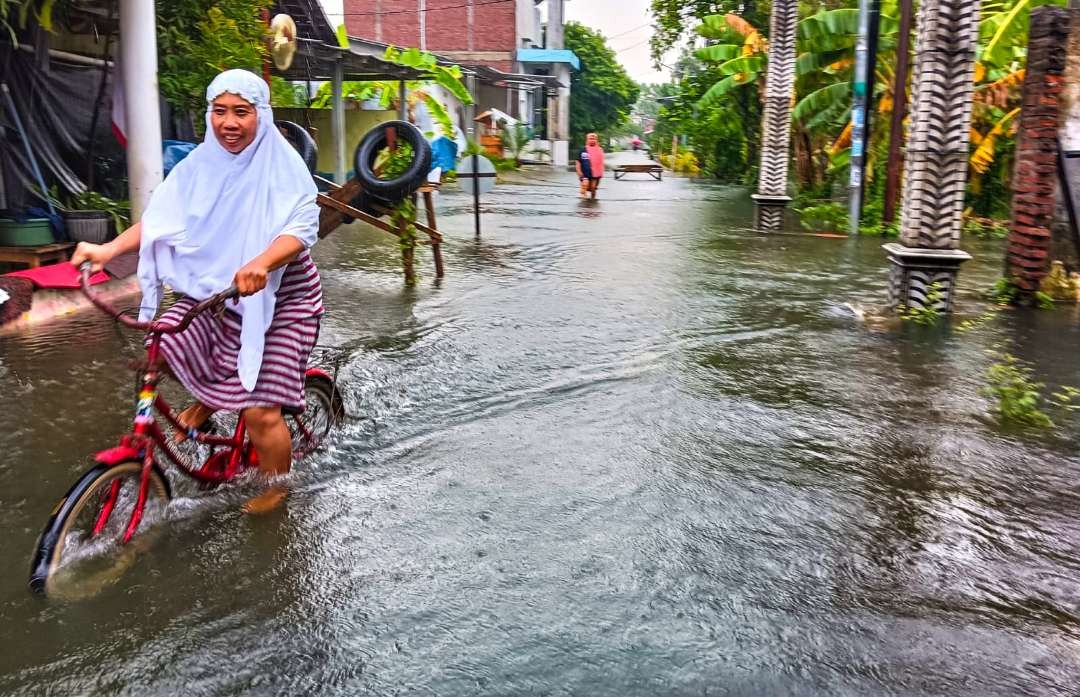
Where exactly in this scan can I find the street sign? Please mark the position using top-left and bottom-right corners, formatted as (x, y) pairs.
(458, 154), (497, 196)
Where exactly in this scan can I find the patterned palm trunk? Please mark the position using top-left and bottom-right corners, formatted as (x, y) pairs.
(884, 0), (978, 311)
(753, 0), (799, 231)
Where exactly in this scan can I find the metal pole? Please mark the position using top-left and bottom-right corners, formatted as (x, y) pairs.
(848, 0), (881, 234)
(472, 152), (481, 238)
(119, 0), (164, 221)
(331, 60), (346, 183)
(419, 0), (427, 51)
(883, 0), (914, 224)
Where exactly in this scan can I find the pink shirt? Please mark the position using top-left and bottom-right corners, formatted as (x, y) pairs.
(586, 145), (605, 177)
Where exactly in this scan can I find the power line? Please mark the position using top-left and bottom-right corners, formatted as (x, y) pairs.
(335, 0), (515, 17)
(606, 23), (652, 41)
(615, 38), (652, 54)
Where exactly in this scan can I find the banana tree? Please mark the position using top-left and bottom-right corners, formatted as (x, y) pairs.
(693, 14), (769, 108)
(311, 46), (473, 140)
(980, 0), (1066, 69)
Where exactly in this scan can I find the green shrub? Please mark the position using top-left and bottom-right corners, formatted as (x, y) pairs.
(796, 202), (849, 233)
(983, 354), (1054, 428)
(898, 282), (943, 326)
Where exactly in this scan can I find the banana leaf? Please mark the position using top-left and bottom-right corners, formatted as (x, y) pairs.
(717, 55), (765, 77)
(796, 50), (850, 77)
(697, 74), (754, 108)
(695, 44), (741, 63)
(793, 82), (850, 125)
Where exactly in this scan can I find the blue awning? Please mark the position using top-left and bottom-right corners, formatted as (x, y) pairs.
(517, 49), (581, 71)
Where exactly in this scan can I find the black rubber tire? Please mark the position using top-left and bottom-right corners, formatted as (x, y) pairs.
(353, 120), (432, 202)
(29, 460), (171, 594)
(275, 120), (319, 174)
(287, 374), (345, 455)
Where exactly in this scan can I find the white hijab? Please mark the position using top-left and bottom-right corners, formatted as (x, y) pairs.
(138, 69), (319, 391)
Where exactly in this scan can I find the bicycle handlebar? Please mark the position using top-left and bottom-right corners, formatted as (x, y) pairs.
(79, 263), (240, 334)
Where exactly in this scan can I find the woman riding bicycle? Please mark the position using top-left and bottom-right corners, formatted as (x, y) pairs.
(72, 69), (322, 514)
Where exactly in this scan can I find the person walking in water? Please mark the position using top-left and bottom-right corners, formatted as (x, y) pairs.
(576, 132), (605, 200)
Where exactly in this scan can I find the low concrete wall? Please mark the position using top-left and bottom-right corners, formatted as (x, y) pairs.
(275, 107), (397, 177)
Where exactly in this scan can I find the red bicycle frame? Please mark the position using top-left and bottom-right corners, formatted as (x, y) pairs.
(78, 265), (259, 543)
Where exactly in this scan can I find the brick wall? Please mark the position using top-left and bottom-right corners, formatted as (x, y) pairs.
(1006, 7), (1070, 291)
(344, 0), (516, 67)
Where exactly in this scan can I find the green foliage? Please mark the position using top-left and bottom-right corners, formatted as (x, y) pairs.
(980, 0), (1067, 69)
(0, 0), (61, 40)
(962, 217), (1009, 239)
(985, 277), (1057, 308)
(310, 81), (378, 109)
(67, 190), (131, 236)
(383, 46), (473, 104)
(417, 91), (455, 138)
(1035, 291), (1056, 310)
(649, 0), (768, 67)
(270, 77), (308, 108)
(157, 0), (271, 118)
(500, 122), (532, 165)
(389, 199), (419, 280)
(899, 283), (944, 326)
(987, 277), (1021, 305)
(564, 22), (640, 147)
(374, 142), (415, 180)
(983, 353), (1054, 428)
(647, 51), (759, 184)
(1050, 386), (1080, 411)
(659, 149), (702, 175)
(795, 202), (848, 233)
(309, 46), (469, 142)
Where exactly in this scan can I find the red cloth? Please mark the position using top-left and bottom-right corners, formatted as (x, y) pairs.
(586, 145), (605, 177)
(5, 262), (110, 289)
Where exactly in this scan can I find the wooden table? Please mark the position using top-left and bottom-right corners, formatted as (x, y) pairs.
(0, 243), (74, 269)
(614, 164), (664, 181)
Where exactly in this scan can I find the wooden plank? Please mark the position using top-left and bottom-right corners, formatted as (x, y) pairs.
(0, 243), (73, 268)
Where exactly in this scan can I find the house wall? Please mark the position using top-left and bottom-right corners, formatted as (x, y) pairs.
(275, 107), (397, 177)
(344, 0), (517, 70)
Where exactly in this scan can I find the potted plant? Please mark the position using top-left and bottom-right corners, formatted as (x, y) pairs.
(64, 191), (130, 244)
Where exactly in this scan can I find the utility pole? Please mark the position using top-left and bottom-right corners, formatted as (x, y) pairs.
(883, 0), (915, 224)
(848, 0), (882, 234)
(119, 0), (164, 221)
(332, 60), (346, 183)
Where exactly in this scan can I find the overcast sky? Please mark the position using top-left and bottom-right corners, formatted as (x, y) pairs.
(318, 0), (671, 84)
(563, 0), (671, 84)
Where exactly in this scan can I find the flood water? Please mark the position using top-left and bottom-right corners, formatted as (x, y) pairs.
(1, 163), (1079, 695)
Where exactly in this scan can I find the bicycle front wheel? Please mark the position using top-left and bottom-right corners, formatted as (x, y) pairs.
(29, 460), (171, 594)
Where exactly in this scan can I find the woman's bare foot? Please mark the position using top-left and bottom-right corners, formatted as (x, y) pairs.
(242, 487), (287, 514)
(174, 402), (215, 443)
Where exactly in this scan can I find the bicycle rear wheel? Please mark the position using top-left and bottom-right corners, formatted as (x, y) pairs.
(29, 460), (171, 594)
(288, 374), (344, 458)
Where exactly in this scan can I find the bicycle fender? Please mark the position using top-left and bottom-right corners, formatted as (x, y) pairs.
(94, 446), (143, 466)
(305, 367), (333, 382)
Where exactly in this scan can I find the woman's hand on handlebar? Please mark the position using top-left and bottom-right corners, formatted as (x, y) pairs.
(70, 241), (115, 274)
(233, 260), (269, 296)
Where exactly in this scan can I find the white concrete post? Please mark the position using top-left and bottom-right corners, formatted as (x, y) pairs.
(332, 60), (347, 183)
(119, 0), (163, 221)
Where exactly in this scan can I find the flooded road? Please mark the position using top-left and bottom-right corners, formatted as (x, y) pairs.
(1, 165), (1079, 695)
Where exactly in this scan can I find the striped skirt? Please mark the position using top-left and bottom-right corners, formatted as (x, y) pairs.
(156, 252), (324, 412)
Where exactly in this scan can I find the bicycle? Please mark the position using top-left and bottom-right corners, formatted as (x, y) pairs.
(28, 264), (344, 593)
